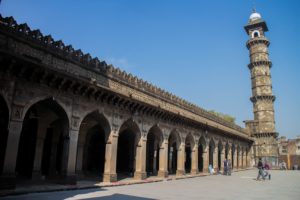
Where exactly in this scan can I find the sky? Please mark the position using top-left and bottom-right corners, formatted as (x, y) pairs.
(0, 0), (299, 139)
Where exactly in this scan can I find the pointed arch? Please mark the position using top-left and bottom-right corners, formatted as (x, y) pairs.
(168, 129), (181, 174)
(208, 138), (215, 167)
(217, 140), (223, 171)
(76, 110), (111, 179)
(0, 95), (9, 175)
(116, 118), (141, 178)
(185, 133), (195, 173)
(146, 125), (164, 175)
(16, 97), (69, 179)
(198, 135), (206, 172)
(21, 96), (71, 127)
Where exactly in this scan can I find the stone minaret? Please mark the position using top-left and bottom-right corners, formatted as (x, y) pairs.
(244, 10), (279, 167)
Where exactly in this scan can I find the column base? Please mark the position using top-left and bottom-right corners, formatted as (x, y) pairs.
(158, 170), (168, 178)
(0, 175), (16, 190)
(191, 169), (199, 175)
(176, 170), (185, 176)
(32, 171), (45, 181)
(134, 171), (147, 180)
(203, 168), (209, 173)
(56, 175), (77, 185)
(103, 173), (117, 182)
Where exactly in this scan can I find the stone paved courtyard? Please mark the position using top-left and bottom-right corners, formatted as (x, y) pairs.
(1, 170), (300, 200)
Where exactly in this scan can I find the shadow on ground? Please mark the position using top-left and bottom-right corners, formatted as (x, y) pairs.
(74, 193), (155, 200)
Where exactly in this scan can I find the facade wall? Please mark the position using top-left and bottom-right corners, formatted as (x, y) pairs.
(0, 15), (253, 189)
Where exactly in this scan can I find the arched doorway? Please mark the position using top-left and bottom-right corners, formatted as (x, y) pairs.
(168, 131), (180, 174)
(231, 144), (235, 169)
(209, 139), (215, 167)
(116, 119), (141, 179)
(146, 126), (163, 176)
(225, 143), (229, 160)
(16, 98), (69, 180)
(198, 136), (206, 172)
(0, 96), (9, 175)
(217, 142), (222, 171)
(185, 134), (194, 174)
(76, 112), (110, 181)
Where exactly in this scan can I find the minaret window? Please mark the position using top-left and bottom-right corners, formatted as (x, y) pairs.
(252, 30), (260, 38)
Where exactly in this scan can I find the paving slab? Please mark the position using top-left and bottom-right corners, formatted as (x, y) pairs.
(1, 169), (299, 200)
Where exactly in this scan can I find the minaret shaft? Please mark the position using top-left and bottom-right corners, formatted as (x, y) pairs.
(244, 11), (279, 166)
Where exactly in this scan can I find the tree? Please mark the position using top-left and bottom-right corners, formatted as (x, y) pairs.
(209, 110), (236, 123)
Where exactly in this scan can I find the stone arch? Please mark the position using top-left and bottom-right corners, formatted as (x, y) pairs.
(252, 30), (260, 38)
(208, 138), (215, 167)
(116, 118), (141, 178)
(198, 135), (207, 172)
(0, 92), (11, 117)
(217, 140), (223, 171)
(21, 96), (71, 128)
(16, 97), (69, 180)
(168, 129), (181, 174)
(185, 133), (195, 173)
(146, 125), (163, 176)
(0, 95), (9, 175)
(76, 110), (111, 180)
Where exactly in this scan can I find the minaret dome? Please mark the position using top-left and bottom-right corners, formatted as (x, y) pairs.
(249, 11), (262, 22)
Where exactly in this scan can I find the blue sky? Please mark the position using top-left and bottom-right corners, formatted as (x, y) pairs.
(1, 0), (299, 139)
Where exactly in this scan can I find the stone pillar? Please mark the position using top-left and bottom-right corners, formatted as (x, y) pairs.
(238, 151), (242, 169)
(203, 146), (209, 173)
(213, 148), (218, 172)
(220, 147), (225, 172)
(247, 149), (251, 168)
(65, 128), (79, 184)
(176, 143), (185, 176)
(241, 151), (244, 168)
(191, 145), (198, 175)
(158, 139), (168, 178)
(234, 148), (238, 170)
(48, 129), (60, 177)
(75, 141), (85, 176)
(32, 124), (48, 179)
(0, 120), (23, 189)
(134, 136), (147, 180)
(75, 128), (88, 176)
(103, 131), (118, 182)
(152, 150), (157, 174)
(32, 136), (46, 179)
(228, 147), (232, 169)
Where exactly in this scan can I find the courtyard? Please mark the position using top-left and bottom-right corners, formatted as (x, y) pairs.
(1, 169), (299, 200)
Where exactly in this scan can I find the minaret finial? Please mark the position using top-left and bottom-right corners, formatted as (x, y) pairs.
(252, 0), (256, 13)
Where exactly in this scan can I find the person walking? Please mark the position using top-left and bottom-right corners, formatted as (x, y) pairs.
(256, 158), (264, 181)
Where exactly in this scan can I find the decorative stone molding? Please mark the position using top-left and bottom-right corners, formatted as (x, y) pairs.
(248, 60), (272, 70)
(246, 37), (270, 49)
(250, 95), (276, 103)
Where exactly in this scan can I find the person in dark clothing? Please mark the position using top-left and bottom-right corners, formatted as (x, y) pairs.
(223, 159), (228, 175)
(256, 158), (264, 180)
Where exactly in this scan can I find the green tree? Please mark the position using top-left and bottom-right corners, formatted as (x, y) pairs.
(209, 110), (236, 123)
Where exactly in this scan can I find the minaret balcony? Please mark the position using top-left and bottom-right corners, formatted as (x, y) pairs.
(246, 37), (270, 49)
(250, 95), (276, 103)
(248, 60), (272, 70)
